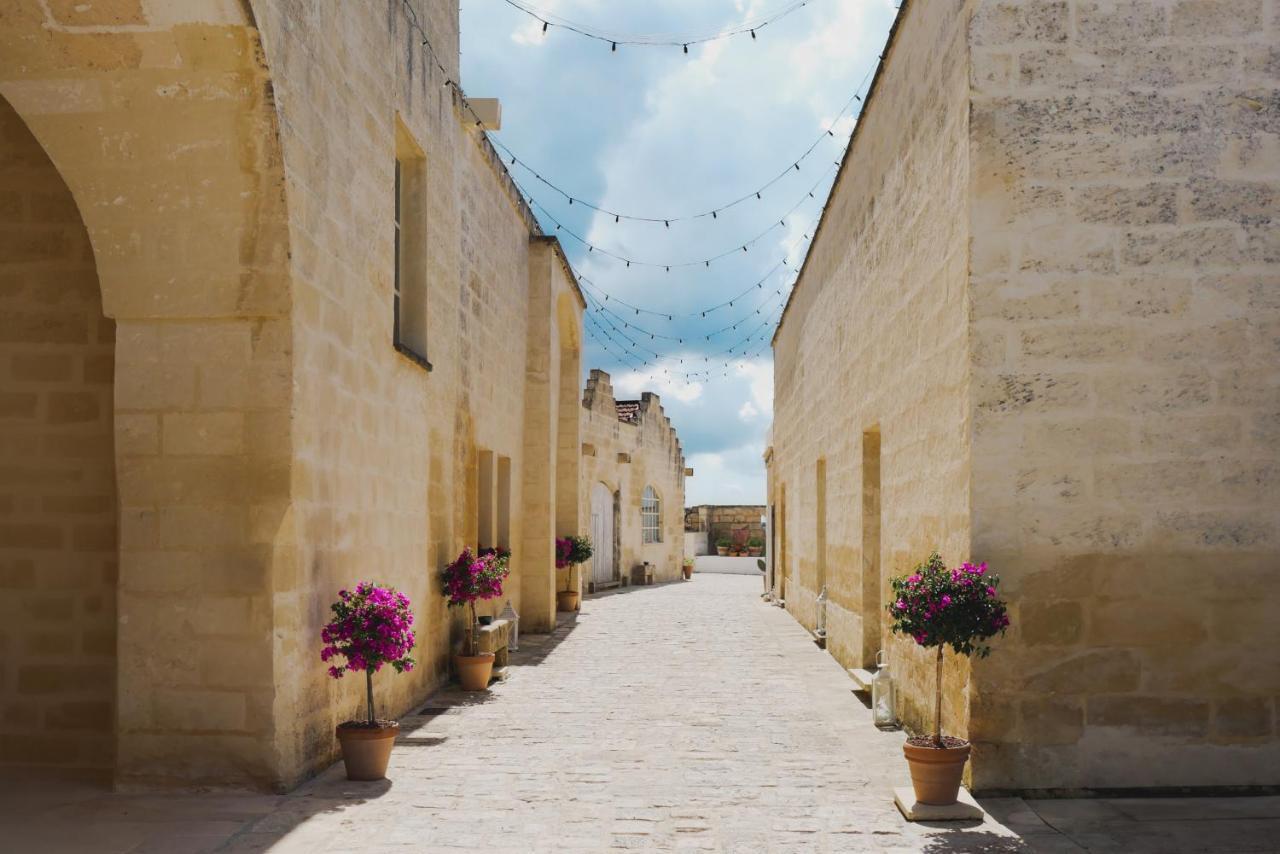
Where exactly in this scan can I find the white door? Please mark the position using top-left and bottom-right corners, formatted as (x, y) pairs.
(590, 482), (615, 585)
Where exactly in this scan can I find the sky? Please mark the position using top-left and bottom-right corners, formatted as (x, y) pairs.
(459, 0), (899, 505)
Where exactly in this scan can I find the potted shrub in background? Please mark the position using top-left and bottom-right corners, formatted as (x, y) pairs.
(716, 538), (730, 557)
(321, 583), (416, 781)
(747, 536), (764, 557)
(682, 557), (694, 580)
(443, 547), (510, 691)
(888, 552), (1009, 805)
(554, 535), (592, 611)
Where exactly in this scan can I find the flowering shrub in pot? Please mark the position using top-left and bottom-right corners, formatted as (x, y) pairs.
(321, 583), (416, 780)
(554, 535), (592, 611)
(887, 552), (1009, 805)
(442, 547), (510, 690)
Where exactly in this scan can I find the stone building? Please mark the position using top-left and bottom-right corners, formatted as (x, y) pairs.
(0, 0), (682, 792)
(767, 0), (1279, 793)
(577, 370), (687, 590)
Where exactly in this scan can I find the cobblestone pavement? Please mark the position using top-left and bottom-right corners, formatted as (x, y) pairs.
(5, 574), (1280, 853)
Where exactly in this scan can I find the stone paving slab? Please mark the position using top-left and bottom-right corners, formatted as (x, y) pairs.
(3, 575), (1279, 852)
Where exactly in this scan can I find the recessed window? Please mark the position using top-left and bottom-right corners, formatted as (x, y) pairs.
(393, 120), (430, 370)
(641, 485), (661, 544)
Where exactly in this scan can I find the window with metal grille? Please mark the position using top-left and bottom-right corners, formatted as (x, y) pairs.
(641, 486), (661, 544)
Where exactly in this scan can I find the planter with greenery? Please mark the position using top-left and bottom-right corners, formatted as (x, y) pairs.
(554, 535), (592, 610)
(887, 552), (1009, 805)
(321, 583), (416, 780)
(682, 556), (694, 579)
(715, 538), (730, 557)
(746, 536), (764, 557)
(443, 547), (510, 691)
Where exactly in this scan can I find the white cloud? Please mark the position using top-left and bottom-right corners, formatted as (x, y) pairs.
(462, 0), (898, 503)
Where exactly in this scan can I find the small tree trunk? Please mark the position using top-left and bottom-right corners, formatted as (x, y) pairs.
(366, 669), (375, 726)
(468, 601), (478, 657)
(934, 646), (944, 747)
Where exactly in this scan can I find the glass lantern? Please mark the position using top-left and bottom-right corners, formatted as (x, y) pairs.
(815, 585), (828, 639)
(871, 649), (897, 728)
(499, 600), (519, 651)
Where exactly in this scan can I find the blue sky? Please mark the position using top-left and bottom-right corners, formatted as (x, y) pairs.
(460, 0), (899, 504)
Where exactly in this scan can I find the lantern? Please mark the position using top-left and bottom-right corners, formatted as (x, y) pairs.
(871, 649), (896, 728)
(499, 600), (519, 651)
(815, 585), (828, 639)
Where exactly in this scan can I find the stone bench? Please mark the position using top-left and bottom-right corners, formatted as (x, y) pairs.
(475, 618), (512, 669)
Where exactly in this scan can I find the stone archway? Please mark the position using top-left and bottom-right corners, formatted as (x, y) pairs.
(0, 95), (117, 777)
(0, 2), (295, 789)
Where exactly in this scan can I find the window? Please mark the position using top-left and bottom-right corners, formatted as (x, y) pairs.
(393, 120), (430, 370)
(641, 486), (661, 544)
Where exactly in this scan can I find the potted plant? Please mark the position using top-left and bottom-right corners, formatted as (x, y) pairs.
(747, 536), (764, 557)
(887, 552), (1009, 805)
(321, 583), (416, 781)
(716, 538), (730, 557)
(554, 535), (592, 611)
(442, 547), (510, 691)
(682, 557), (694, 580)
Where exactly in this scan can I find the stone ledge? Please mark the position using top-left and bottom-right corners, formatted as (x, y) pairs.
(849, 668), (873, 692)
(894, 786), (985, 822)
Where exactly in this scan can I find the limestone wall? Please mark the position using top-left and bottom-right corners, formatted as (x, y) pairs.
(0, 98), (116, 775)
(684, 505), (766, 553)
(768, 0), (978, 743)
(771, 0), (1280, 793)
(579, 370), (687, 586)
(967, 0), (1280, 791)
(251, 0), (583, 788)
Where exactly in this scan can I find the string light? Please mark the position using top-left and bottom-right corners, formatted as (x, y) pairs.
(500, 0), (819, 50)
(512, 164), (835, 271)
(485, 63), (874, 227)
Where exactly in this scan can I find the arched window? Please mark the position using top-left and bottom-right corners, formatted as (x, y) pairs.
(641, 486), (662, 544)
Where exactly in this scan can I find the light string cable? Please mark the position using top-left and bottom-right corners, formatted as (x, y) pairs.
(489, 60), (876, 226)
(513, 161), (837, 271)
(499, 0), (820, 50)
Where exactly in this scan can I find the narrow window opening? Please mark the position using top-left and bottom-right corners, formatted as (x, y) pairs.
(641, 485), (662, 544)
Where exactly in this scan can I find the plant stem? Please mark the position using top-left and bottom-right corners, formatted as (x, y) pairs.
(934, 645), (944, 747)
(468, 601), (477, 657)
(366, 669), (375, 726)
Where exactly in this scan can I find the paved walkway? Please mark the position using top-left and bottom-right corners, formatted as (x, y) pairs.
(4, 574), (1279, 852)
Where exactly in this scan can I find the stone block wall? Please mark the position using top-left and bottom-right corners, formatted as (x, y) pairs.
(770, 0), (1280, 793)
(579, 370), (687, 586)
(768, 0), (977, 742)
(0, 98), (116, 775)
(967, 0), (1280, 791)
(685, 505), (766, 553)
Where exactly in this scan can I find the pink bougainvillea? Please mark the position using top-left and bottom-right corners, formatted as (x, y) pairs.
(887, 552), (1009, 746)
(320, 582), (416, 725)
(442, 548), (510, 656)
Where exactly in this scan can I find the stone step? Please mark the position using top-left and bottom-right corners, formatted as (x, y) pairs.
(848, 668), (874, 692)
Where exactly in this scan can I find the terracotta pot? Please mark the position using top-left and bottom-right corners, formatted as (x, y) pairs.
(716, 547), (728, 556)
(748, 547), (762, 556)
(455, 652), (495, 692)
(682, 566), (693, 579)
(556, 590), (580, 611)
(336, 721), (398, 781)
(903, 739), (970, 805)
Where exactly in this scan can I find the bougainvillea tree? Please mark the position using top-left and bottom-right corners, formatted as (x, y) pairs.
(554, 535), (593, 591)
(887, 552), (1009, 746)
(442, 547), (510, 655)
(321, 583), (416, 726)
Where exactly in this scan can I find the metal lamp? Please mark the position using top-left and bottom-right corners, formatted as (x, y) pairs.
(499, 600), (519, 651)
(871, 649), (897, 728)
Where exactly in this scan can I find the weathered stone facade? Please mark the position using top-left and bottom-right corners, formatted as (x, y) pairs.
(684, 505), (766, 553)
(768, 0), (1279, 793)
(0, 0), (675, 791)
(578, 370), (686, 588)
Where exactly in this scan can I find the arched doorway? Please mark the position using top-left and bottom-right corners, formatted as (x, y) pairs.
(590, 481), (616, 587)
(0, 95), (116, 776)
